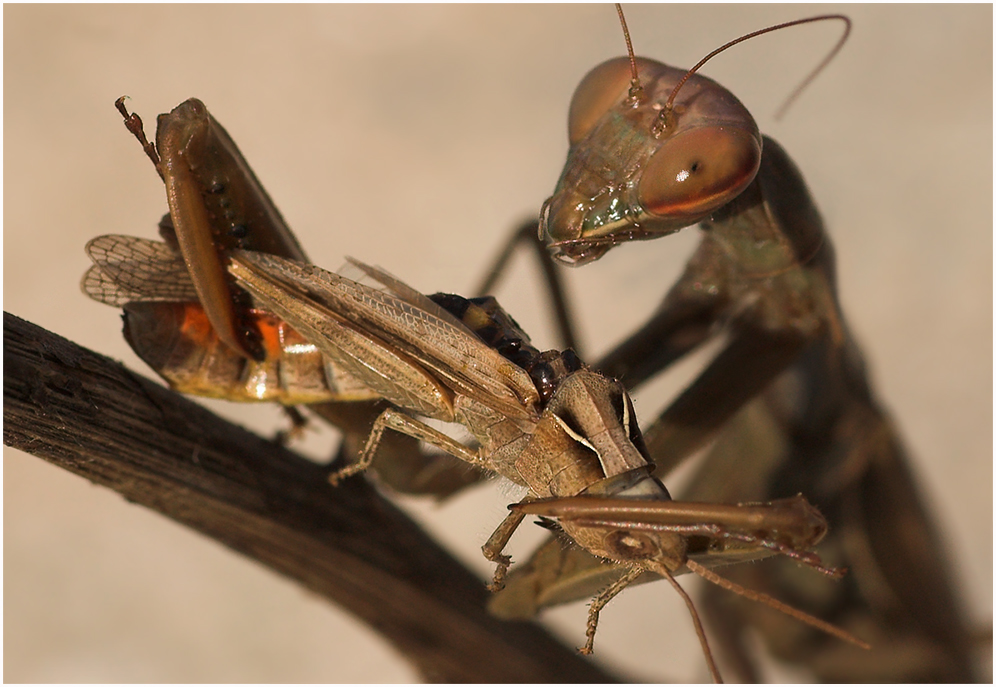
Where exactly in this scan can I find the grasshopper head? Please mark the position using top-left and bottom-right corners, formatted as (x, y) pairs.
(571, 522), (688, 573)
(553, 470), (688, 572)
(542, 56), (761, 265)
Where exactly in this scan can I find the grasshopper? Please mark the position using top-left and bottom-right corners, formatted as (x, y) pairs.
(82, 98), (484, 498)
(85, 225), (860, 679)
(224, 247), (871, 679)
(493, 368), (982, 681)
(487, 7), (983, 681)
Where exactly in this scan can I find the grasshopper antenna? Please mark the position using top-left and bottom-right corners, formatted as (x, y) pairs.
(614, 4), (644, 104)
(585, 562), (724, 682)
(655, 14), (851, 133)
(647, 562), (724, 682)
(686, 559), (871, 650)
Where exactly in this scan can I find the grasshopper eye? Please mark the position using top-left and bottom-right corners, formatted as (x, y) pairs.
(568, 57), (638, 145)
(604, 530), (658, 560)
(638, 126), (760, 220)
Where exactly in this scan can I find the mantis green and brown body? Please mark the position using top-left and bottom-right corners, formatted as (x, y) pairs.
(488, 9), (980, 681)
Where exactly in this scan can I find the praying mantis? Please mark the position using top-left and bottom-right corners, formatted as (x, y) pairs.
(5, 5), (990, 682)
(483, 6), (990, 681)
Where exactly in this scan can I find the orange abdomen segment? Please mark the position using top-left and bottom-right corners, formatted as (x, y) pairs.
(123, 302), (378, 404)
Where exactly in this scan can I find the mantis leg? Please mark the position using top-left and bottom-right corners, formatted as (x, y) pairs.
(640, 322), (808, 475)
(473, 220), (581, 353)
(593, 241), (731, 389)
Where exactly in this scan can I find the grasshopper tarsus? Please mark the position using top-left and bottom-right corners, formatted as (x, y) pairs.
(580, 610), (599, 654)
(273, 405), (310, 446)
(114, 96), (162, 174)
(482, 508), (531, 592)
(327, 464), (361, 488)
(486, 557), (512, 593)
(326, 407), (392, 486)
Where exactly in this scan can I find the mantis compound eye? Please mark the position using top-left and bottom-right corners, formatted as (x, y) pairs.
(638, 126), (760, 220)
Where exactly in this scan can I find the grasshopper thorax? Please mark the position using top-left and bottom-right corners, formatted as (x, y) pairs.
(543, 370), (653, 475)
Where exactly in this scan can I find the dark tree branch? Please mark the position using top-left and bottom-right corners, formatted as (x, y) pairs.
(3, 312), (619, 683)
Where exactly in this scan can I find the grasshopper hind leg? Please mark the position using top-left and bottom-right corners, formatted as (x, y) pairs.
(327, 406), (483, 486)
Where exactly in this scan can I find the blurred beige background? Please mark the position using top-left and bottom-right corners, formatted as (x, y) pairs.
(5, 5), (991, 682)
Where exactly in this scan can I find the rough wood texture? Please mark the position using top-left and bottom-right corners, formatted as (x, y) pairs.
(3, 312), (618, 683)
